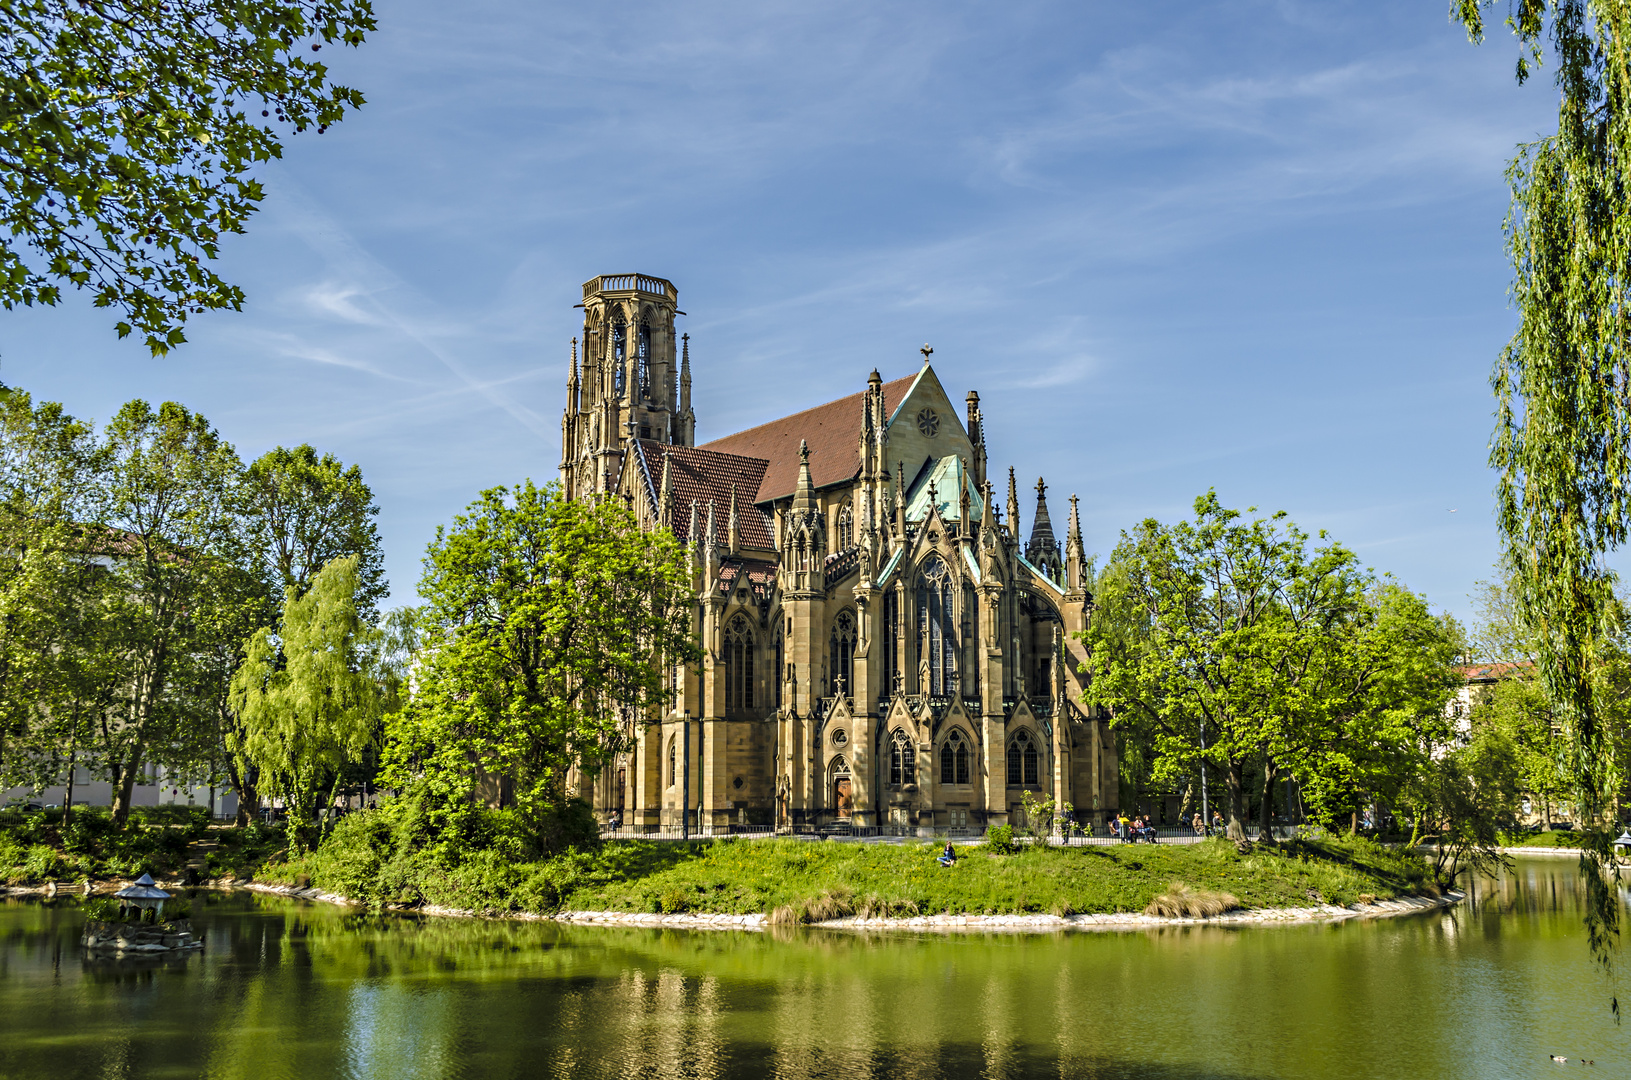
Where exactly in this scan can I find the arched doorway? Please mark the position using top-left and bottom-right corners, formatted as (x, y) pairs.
(830, 756), (853, 820)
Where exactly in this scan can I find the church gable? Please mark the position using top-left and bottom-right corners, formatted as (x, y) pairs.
(882, 365), (975, 484)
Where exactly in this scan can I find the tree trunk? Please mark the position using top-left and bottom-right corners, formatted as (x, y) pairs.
(1259, 759), (1277, 842)
(63, 746), (77, 828)
(1178, 779), (1195, 823)
(1226, 759), (1247, 840)
(112, 748), (144, 827)
(226, 758), (259, 828)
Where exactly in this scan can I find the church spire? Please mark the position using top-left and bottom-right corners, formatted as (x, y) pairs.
(689, 499), (700, 557)
(1007, 467), (1020, 539)
(794, 438), (816, 511)
(728, 484), (740, 554)
(679, 332), (693, 445)
(895, 459), (907, 535)
(959, 457), (971, 535)
(567, 337), (579, 402)
(1065, 493), (1088, 593)
(658, 451), (672, 527)
(1027, 477), (1062, 582)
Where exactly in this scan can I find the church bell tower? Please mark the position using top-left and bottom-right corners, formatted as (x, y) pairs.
(560, 273), (693, 499)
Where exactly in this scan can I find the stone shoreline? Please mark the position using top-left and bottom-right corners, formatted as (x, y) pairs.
(239, 880), (1464, 932)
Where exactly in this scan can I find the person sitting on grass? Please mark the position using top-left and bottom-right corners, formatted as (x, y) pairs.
(937, 842), (957, 867)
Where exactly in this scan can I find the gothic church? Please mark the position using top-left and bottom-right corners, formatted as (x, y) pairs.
(560, 273), (1119, 832)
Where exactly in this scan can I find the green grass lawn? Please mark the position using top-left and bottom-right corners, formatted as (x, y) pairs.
(1498, 831), (1588, 848)
(539, 835), (1433, 921)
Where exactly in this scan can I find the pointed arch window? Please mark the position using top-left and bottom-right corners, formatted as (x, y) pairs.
(962, 583), (979, 699)
(916, 556), (955, 696)
(637, 321), (652, 397)
(829, 610), (856, 697)
(882, 588), (899, 695)
(941, 729), (971, 785)
(724, 614), (755, 717)
(837, 503), (854, 549)
(775, 626), (785, 709)
(612, 316), (627, 395)
(889, 728), (916, 787)
(668, 735), (677, 788)
(1007, 729), (1039, 787)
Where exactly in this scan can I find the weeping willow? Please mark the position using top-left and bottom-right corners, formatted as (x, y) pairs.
(1458, 0), (1630, 1015)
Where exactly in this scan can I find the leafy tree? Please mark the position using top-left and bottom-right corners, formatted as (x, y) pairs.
(1402, 718), (1522, 887)
(383, 483), (699, 851)
(1454, 0), (1631, 1000)
(1477, 673), (1569, 824)
(1286, 584), (1464, 834)
(242, 444), (385, 617)
(229, 554), (381, 851)
(0, 389), (104, 789)
(185, 555), (274, 824)
(1085, 492), (1365, 839)
(1083, 492), (1460, 842)
(0, 0), (375, 354)
(93, 399), (243, 824)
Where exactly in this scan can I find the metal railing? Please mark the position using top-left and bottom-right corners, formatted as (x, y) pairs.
(1047, 823), (1299, 846)
(593, 821), (1304, 845)
(583, 274), (676, 301)
(599, 824), (777, 842)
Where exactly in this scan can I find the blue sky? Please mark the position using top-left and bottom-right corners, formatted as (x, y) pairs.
(1, 1), (1559, 622)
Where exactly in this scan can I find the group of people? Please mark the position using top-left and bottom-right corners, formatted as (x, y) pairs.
(1112, 813), (1159, 843)
(1191, 810), (1225, 836)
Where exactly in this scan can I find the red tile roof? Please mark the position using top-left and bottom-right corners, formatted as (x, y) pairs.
(717, 559), (779, 600)
(699, 373), (917, 504)
(1455, 660), (1533, 682)
(635, 440), (775, 549)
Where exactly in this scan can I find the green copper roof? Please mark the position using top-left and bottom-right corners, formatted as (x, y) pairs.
(903, 455), (985, 523)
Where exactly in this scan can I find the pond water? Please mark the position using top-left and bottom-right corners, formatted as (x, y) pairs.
(0, 856), (1627, 1080)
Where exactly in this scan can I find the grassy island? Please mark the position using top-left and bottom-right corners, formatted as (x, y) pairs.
(3, 804), (1439, 922)
(263, 830), (1436, 922)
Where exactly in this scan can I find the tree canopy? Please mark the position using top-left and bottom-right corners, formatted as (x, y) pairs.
(0, 386), (390, 830)
(230, 553), (383, 850)
(0, 0), (374, 354)
(1455, 0), (1631, 1004)
(1083, 491), (1462, 842)
(384, 483), (699, 849)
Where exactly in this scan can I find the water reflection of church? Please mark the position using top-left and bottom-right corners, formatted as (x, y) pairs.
(561, 274), (1119, 832)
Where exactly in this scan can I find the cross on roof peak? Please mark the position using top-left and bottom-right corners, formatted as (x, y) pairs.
(920, 343), (933, 362)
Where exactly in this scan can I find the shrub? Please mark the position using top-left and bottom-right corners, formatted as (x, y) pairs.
(0, 834), (24, 880)
(985, 824), (1015, 854)
(22, 844), (63, 882)
(1143, 881), (1240, 918)
(802, 887), (855, 922)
